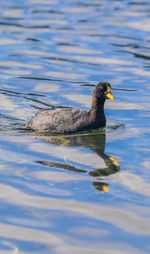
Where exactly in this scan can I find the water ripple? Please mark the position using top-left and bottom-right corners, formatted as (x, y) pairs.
(0, 0), (150, 253)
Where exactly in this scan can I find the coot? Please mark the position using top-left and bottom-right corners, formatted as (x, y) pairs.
(27, 81), (114, 134)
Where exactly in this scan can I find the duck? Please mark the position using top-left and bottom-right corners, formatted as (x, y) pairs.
(27, 81), (114, 134)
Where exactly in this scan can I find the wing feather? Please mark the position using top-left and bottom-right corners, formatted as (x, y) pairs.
(27, 108), (89, 133)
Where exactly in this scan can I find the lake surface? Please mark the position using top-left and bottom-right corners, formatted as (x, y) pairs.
(0, 0), (150, 253)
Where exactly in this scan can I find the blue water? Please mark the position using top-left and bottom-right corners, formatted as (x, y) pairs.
(0, 0), (150, 253)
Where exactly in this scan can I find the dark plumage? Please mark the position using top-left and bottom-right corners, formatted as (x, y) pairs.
(27, 81), (114, 134)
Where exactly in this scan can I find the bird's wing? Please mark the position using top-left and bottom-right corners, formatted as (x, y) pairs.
(27, 107), (89, 132)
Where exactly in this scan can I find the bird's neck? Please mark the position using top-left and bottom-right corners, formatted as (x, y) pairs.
(89, 92), (105, 121)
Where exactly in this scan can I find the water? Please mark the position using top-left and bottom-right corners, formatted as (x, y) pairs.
(0, 0), (150, 253)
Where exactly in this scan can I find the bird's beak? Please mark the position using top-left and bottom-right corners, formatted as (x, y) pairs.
(106, 87), (114, 101)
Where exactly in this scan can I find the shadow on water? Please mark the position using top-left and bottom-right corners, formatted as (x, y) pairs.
(35, 129), (120, 193)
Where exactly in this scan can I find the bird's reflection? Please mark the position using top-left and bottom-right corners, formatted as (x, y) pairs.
(36, 129), (120, 193)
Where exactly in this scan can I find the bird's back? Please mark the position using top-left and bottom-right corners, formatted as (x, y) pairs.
(27, 107), (90, 133)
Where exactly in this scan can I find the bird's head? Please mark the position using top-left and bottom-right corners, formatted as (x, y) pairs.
(95, 81), (114, 101)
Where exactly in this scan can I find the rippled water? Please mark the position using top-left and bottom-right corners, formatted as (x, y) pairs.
(0, 0), (150, 253)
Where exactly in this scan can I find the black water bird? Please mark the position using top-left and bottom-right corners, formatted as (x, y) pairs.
(27, 81), (114, 134)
